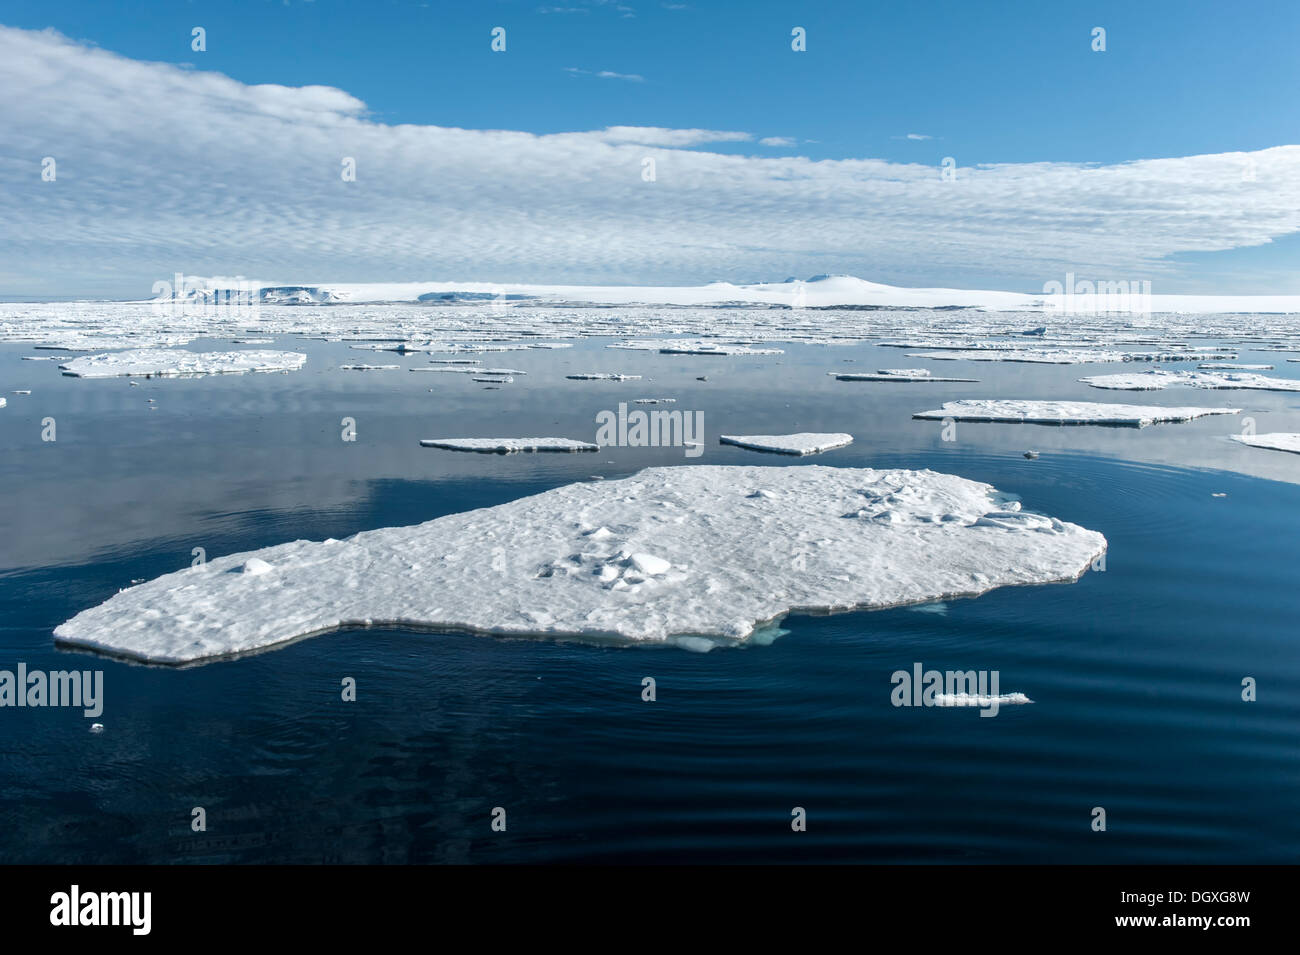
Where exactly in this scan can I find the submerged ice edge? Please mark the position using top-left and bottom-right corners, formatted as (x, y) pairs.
(52, 465), (1107, 666)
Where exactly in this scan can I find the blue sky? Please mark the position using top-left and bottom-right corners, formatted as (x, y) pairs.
(2, 0), (1298, 297)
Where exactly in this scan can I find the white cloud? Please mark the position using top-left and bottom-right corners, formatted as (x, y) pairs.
(2, 25), (1298, 296)
(905, 133), (932, 141)
(759, 136), (796, 147)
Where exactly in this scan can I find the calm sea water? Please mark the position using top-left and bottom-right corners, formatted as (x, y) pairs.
(1, 333), (1298, 863)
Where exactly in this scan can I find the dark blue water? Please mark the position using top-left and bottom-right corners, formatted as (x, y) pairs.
(2, 336), (1298, 862)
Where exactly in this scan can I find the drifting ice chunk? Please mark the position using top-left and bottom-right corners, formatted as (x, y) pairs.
(566, 373), (643, 381)
(914, 400), (1240, 427)
(53, 465), (1107, 665)
(1230, 433), (1300, 455)
(934, 692), (1032, 706)
(419, 437), (599, 453)
(339, 364), (399, 371)
(60, 349), (307, 378)
(1079, 370), (1300, 392)
(720, 433), (853, 455)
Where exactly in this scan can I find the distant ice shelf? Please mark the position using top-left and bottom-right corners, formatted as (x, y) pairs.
(53, 465), (1106, 665)
(914, 399), (1241, 427)
(719, 433), (854, 455)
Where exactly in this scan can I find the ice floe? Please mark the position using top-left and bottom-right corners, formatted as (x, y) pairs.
(52, 465), (1106, 665)
(1079, 370), (1300, 392)
(719, 433), (854, 455)
(1230, 433), (1300, 455)
(418, 438), (599, 453)
(914, 399), (1241, 427)
(566, 373), (643, 381)
(59, 349), (306, 378)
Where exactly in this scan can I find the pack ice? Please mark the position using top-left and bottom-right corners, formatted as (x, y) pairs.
(53, 465), (1106, 665)
(60, 349), (307, 378)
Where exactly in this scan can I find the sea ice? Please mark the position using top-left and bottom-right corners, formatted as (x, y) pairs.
(719, 433), (854, 455)
(914, 399), (1241, 427)
(59, 349), (306, 378)
(566, 373), (643, 381)
(1079, 370), (1300, 392)
(418, 438), (599, 453)
(53, 465), (1106, 665)
(1229, 433), (1300, 455)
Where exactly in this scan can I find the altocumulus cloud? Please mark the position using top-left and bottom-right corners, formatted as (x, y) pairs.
(2, 25), (1299, 297)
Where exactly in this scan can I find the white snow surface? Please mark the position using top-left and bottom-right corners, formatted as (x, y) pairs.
(419, 438), (599, 453)
(1079, 369), (1300, 392)
(1230, 433), (1300, 455)
(59, 348), (306, 378)
(719, 433), (854, 455)
(914, 399), (1241, 427)
(53, 465), (1106, 665)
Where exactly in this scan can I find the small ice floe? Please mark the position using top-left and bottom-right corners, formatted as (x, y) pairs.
(339, 364), (400, 371)
(906, 348), (1127, 364)
(720, 433), (853, 455)
(1023, 450), (1039, 459)
(12, 390), (31, 395)
(60, 349), (307, 378)
(1230, 432), (1300, 455)
(419, 438), (599, 453)
(566, 373), (643, 381)
(1199, 363), (1273, 370)
(1211, 492), (1228, 498)
(611, 339), (783, 356)
(430, 359), (481, 365)
(934, 692), (1032, 707)
(914, 400), (1241, 428)
(472, 376), (513, 383)
(230, 338), (274, 345)
(835, 369), (979, 382)
(89, 723), (104, 734)
(1080, 370), (1300, 392)
(410, 366), (524, 375)
(53, 465), (1106, 665)
(634, 398), (676, 404)
(696, 376), (708, 381)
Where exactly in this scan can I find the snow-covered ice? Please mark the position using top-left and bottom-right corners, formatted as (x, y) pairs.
(914, 399), (1241, 427)
(52, 465), (1106, 665)
(1230, 433), (1300, 455)
(1079, 370), (1300, 392)
(418, 438), (599, 453)
(719, 433), (854, 455)
(59, 349), (306, 378)
(934, 692), (1032, 707)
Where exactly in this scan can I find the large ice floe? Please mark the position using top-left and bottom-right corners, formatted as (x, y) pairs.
(719, 433), (854, 455)
(1078, 370), (1300, 392)
(1230, 433), (1300, 455)
(60, 349), (306, 378)
(53, 465), (1106, 665)
(914, 399), (1241, 427)
(419, 438), (599, 453)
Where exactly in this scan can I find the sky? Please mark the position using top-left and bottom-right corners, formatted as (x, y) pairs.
(1, 0), (1298, 299)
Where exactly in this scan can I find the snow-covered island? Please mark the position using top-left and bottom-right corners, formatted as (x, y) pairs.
(53, 465), (1106, 665)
